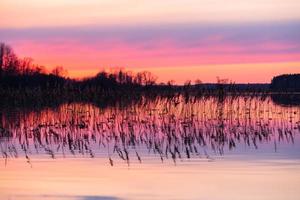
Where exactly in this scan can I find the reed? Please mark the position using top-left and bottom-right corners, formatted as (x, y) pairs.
(1, 95), (299, 165)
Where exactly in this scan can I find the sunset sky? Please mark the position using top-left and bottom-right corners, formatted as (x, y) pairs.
(1, 0), (300, 83)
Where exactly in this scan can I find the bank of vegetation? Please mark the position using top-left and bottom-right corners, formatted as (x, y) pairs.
(0, 42), (299, 108)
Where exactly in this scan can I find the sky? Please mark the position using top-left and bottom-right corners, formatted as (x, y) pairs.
(0, 0), (300, 83)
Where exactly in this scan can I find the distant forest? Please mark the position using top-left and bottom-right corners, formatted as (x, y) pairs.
(0, 42), (158, 87)
(270, 74), (300, 92)
(0, 42), (300, 107)
(0, 42), (164, 106)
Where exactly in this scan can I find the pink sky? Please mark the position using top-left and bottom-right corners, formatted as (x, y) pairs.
(0, 0), (300, 83)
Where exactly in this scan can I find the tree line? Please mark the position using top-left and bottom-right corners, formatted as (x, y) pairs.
(0, 42), (173, 108)
(270, 74), (300, 92)
(0, 43), (159, 87)
(1, 42), (299, 108)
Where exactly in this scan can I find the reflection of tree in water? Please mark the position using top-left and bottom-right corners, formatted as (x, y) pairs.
(0, 96), (299, 166)
(271, 94), (300, 106)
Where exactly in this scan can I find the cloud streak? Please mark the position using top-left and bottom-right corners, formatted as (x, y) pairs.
(1, 22), (300, 82)
(1, 0), (300, 28)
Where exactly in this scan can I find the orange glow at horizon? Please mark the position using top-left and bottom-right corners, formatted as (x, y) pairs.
(2, 36), (300, 83)
(1, 0), (300, 83)
(10, 40), (300, 83)
(67, 62), (300, 84)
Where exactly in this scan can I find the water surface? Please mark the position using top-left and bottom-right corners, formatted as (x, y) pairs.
(1, 96), (300, 199)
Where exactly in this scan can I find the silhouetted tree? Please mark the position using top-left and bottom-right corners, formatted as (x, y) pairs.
(270, 74), (300, 92)
(51, 66), (68, 77)
(184, 80), (191, 86)
(167, 80), (175, 86)
(1, 42), (298, 109)
(194, 79), (202, 85)
(0, 43), (19, 76)
(135, 71), (157, 86)
(0, 43), (4, 77)
(18, 57), (34, 75)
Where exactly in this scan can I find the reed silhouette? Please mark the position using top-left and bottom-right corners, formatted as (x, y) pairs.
(1, 95), (299, 166)
(1, 42), (300, 166)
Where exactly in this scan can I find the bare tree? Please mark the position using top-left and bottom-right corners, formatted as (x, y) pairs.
(167, 80), (175, 86)
(19, 57), (34, 75)
(135, 71), (157, 86)
(194, 79), (202, 85)
(0, 43), (18, 76)
(0, 43), (4, 76)
(51, 66), (68, 77)
(184, 80), (191, 86)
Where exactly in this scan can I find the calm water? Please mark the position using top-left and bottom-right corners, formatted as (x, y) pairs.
(1, 96), (300, 200)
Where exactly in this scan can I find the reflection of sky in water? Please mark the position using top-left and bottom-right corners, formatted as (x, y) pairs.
(0, 96), (300, 200)
(1, 96), (299, 163)
(1, 157), (300, 200)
